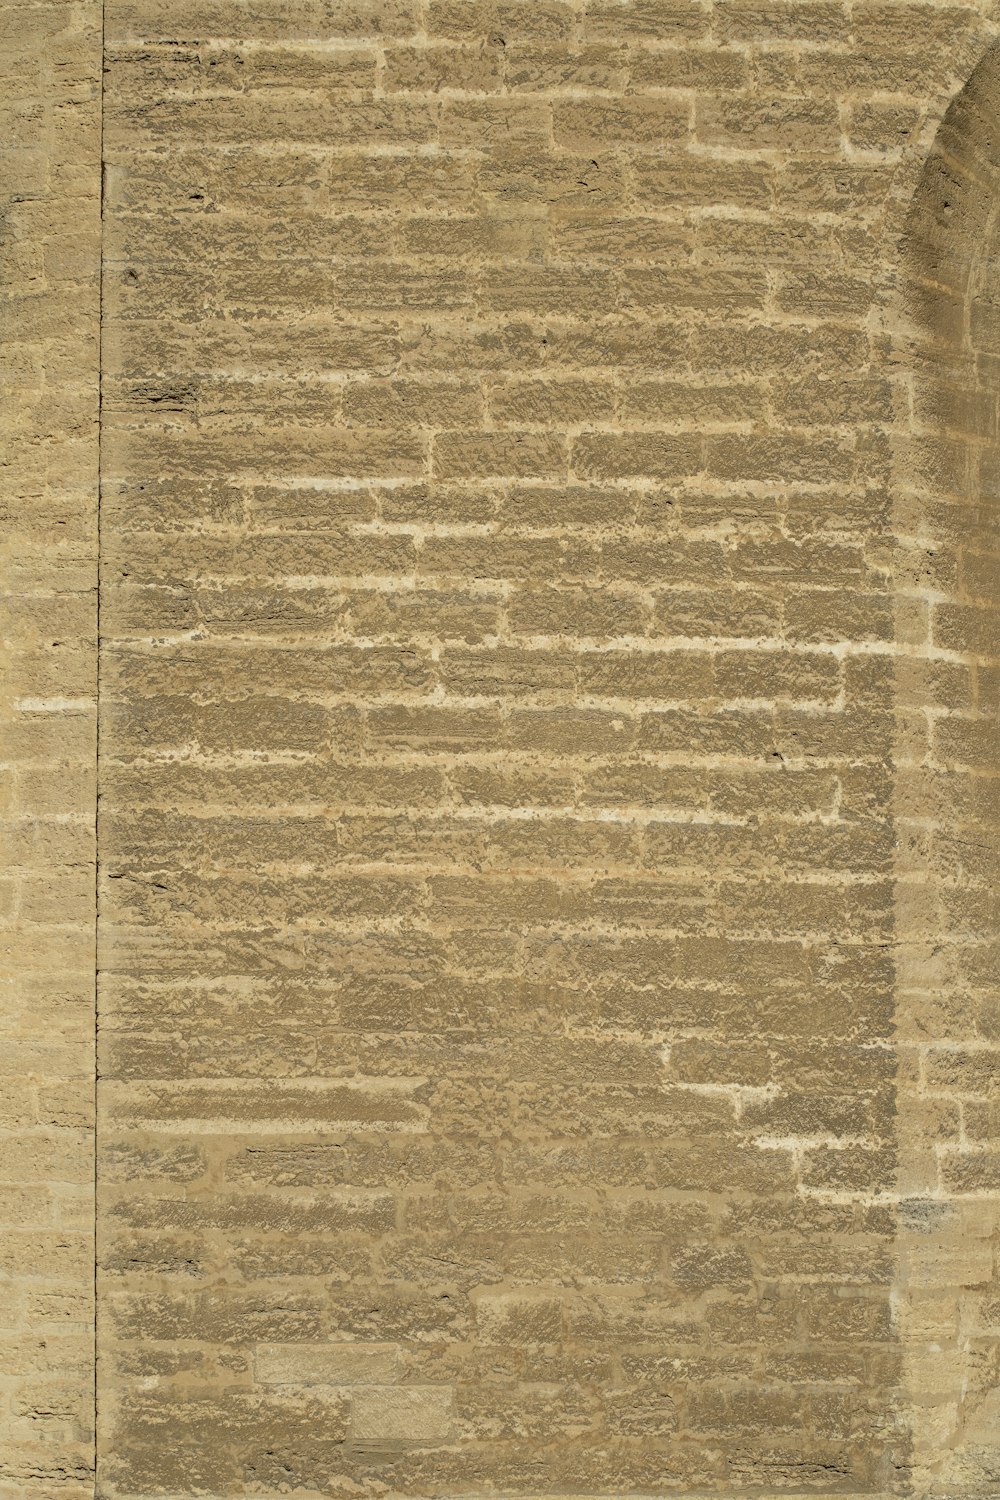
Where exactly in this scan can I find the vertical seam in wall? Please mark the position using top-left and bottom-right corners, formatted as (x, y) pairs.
(94, 0), (105, 1489)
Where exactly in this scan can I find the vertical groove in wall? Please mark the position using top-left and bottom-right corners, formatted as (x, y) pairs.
(95, 0), (107, 1487)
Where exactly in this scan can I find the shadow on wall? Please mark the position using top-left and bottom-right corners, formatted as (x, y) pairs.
(891, 38), (1000, 1500)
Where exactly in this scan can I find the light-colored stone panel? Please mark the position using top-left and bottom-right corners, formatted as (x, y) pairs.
(0, 1), (102, 1494)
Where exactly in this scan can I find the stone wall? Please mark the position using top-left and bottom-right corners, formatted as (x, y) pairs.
(2, 2), (999, 1497)
(0, 2), (100, 1495)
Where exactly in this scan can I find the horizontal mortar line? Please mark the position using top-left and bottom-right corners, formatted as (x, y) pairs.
(0, 584), (99, 599)
(99, 420), (820, 440)
(104, 1075), (427, 1090)
(102, 753), (883, 774)
(103, 888), (899, 912)
(97, 1092), (869, 1116)
(12, 697), (97, 713)
(97, 835), (851, 866)
(918, 761), (1000, 779)
(94, 1019), (722, 1041)
(101, 489), (863, 513)
(112, 54), (870, 81)
(100, 256), (756, 272)
(95, 857), (835, 882)
(106, 134), (896, 166)
(103, 768), (851, 792)
(105, 905), (897, 932)
(107, 134), (701, 155)
(99, 246), (867, 274)
(96, 692), (848, 713)
(107, 580), (521, 601)
(99, 846), (881, 876)
(97, 594), (845, 618)
(102, 754), (857, 780)
(95, 798), (844, 825)
(93, 274), (828, 311)
(101, 517), (851, 539)
(95, 343), (769, 370)
(103, 534), (831, 560)
(82, 1489), (904, 1498)
(101, 632), (870, 657)
(120, 1120), (474, 1135)
(806, 1185), (998, 1206)
(98, 911), (895, 940)
(106, 35), (401, 52)
(96, 865), (854, 892)
(96, 315), (864, 343)
(101, 472), (863, 495)
(752, 1133), (880, 1151)
(98, 633), (871, 659)
(99, 233), (767, 259)
(97, 1080), (869, 1104)
(112, 91), (718, 112)
(1, 810), (95, 825)
(100, 564), (858, 584)
(903, 1039), (1000, 1055)
(95, 1056), (734, 1068)
(97, 795), (880, 826)
(105, 417), (799, 438)
(936, 1140), (1000, 1153)
(133, 34), (903, 63)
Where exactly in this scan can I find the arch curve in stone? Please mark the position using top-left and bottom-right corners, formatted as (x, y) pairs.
(891, 38), (1000, 1500)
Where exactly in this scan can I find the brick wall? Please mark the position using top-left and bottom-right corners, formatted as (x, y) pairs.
(0, 1), (101, 1495)
(3, 2), (1000, 1497)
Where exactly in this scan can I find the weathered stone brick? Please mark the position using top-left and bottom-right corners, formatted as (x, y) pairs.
(504, 41), (628, 91)
(714, 0), (848, 43)
(696, 95), (842, 151)
(581, 0), (710, 42)
(572, 431), (702, 478)
(385, 42), (503, 94)
(552, 96), (691, 149)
